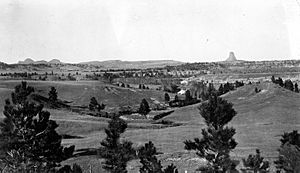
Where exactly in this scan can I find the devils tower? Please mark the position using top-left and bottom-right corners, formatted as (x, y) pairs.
(225, 52), (238, 62)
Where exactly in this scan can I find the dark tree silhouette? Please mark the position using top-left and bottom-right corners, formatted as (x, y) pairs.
(99, 116), (135, 173)
(184, 93), (237, 172)
(0, 81), (74, 172)
(295, 83), (299, 93)
(218, 84), (224, 96)
(271, 76), (276, 83)
(138, 141), (178, 173)
(174, 95), (179, 101)
(139, 99), (150, 116)
(48, 86), (58, 103)
(185, 90), (193, 101)
(275, 130), (300, 173)
(164, 93), (170, 102)
(241, 149), (269, 173)
(284, 79), (294, 91)
(89, 97), (105, 111)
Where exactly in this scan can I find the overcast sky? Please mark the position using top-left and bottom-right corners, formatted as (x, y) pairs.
(0, 0), (300, 63)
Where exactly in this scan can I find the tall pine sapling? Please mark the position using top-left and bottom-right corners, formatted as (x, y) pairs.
(48, 86), (58, 103)
(164, 93), (170, 103)
(184, 93), (237, 173)
(295, 83), (299, 93)
(0, 81), (74, 172)
(99, 116), (135, 173)
(138, 141), (178, 173)
(139, 99), (150, 117)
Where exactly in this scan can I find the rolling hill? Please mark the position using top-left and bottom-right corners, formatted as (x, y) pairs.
(79, 60), (184, 69)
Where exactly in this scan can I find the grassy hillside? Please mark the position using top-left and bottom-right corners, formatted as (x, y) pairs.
(1, 80), (299, 172)
(0, 80), (166, 112)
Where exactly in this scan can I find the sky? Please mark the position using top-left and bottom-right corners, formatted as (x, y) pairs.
(0, 0), (300, 64)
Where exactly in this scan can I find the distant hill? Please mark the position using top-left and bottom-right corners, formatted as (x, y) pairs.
(48, 59), (63, 64)
(18, 58), (63, 64)
(79, 60), (184, 69)
(18, 58), (35, 64)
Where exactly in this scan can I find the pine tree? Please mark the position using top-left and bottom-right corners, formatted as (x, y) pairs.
(99, 116), (135, 173)
(184, 93), (237, 173)
(242, 149), (269, 173)
(174, 95), (179, 101)
(138, 141), (163, 173)
(284, 79), (294, 91)
(48, 86), (58, 103)
(295, 83), (299, 93)
(271, 76), (276, 83)
(218, 84), (224, 96)
(185, 90), (192, 101)
(275, 130), (300, 173)
(89, 97), (99, 111)
(138, 141), (178, 173)
(164, 93), (170, 102)
(0, 81), (74, 172)
(139, 99), (151, 116)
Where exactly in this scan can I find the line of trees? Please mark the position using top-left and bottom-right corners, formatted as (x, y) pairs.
(271, 76), (299, 93)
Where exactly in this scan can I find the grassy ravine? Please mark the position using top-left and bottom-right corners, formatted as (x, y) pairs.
(0, 80), (299, 172)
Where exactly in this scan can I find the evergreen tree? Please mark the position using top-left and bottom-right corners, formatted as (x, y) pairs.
(207, 83), (216, 95)
(138, 141), (178, 173)
(89, 97), (99, 111)
(164, 93), (170, 102)
(99, 116), (135, 173)
(284, 79), (294, 91)
(271, 76), (275, 83)
(185, 90), (192, 101)
(276, 77), (284, 87)
(139, 99), (150, 116)
(241, 149), (269, 173)
(274, 131), (300, 173)
(174, 95), (179, 101)
(89, 97), (105, 111)
(184, 93), (237, 173)
(218, 84), (224, 96)
(295, 83), (299, 93)
(0, 81), (74, 172)
(48, 86), (58, 103)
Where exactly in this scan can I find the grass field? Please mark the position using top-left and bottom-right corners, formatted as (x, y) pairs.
(0, 80), (299, 172)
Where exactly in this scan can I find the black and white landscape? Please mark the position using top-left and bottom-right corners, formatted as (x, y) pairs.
(0, 0), (299, 173)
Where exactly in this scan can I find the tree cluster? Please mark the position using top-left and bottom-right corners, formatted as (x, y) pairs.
(271, 76), (299, 93)
(0, 81), (75, 172)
